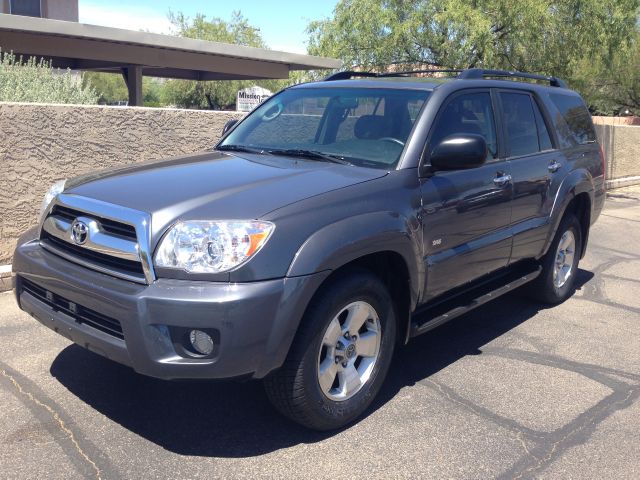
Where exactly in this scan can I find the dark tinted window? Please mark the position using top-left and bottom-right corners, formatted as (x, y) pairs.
(533, 100), (553, 151)
(430, 92), (497, 160)
(10, 0), (41, 17)
(549, 93), (596, 146)
(500, 92), (539, 157)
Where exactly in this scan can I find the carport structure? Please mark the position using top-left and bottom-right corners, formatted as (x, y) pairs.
(0, 14), (341, 106)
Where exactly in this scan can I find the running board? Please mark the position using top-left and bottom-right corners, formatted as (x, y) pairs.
(410, 265), (542, 338)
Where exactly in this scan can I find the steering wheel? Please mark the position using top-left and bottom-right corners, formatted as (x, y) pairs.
(262, 102), (283, 122)
(379, 137), (405, 147)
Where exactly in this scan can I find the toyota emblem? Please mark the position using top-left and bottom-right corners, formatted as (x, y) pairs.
(70, 220), (89, 245)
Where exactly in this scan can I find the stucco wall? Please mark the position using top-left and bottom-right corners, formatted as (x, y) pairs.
(0, 102), (243, 264)
(0, 102), (638, 266)
(594, 124), (640, 181)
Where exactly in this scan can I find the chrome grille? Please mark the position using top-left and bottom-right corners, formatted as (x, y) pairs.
(51, 205), (137, 240)
(39, 195), (154, 284)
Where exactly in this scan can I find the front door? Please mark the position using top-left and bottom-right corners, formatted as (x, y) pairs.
(419, 90), (512, 301)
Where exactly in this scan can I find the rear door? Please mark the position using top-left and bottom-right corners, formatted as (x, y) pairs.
(496, 89), (564, 262)
(420, 89), (513, 300)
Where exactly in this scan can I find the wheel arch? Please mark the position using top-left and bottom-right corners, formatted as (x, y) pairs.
(544, 170), (594, 259)
(286, 211), (423, 345)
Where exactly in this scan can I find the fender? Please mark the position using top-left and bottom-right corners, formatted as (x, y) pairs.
(541, 168), (594, 257)
(287, 211), (423, 312)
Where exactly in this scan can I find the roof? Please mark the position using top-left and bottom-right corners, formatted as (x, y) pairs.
(0, 14), (342, 81)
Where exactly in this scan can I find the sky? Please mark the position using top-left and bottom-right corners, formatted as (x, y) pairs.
(79, 0), (339, 54)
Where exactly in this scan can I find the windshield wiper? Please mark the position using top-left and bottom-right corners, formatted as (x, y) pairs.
(216, 144), (271, 155)
(267, 149), (353, 165)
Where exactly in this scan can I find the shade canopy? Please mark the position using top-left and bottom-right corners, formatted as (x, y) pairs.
(0, 14), (342, 105)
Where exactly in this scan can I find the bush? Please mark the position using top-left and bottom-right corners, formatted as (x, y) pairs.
(0, 49), (98, 104)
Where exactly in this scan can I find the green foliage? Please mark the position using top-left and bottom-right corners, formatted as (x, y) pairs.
(0, 49), (97, 104)
(83, 72), (128, 104)
(308, 0), (640, 114)
(161, 11), (290, 109)
(574, 30), (640, 114)
(83, 72), (166, 107)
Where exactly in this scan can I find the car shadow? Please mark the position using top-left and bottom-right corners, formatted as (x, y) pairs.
(50, 269), (594, 458)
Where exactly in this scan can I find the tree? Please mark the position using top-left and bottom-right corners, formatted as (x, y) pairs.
(0, 50), (97, 104)
(574, 29), (640, 115)
(307, 0), (639, 112)
(83, 72), (166, 106)
(162, 11), (289, 109)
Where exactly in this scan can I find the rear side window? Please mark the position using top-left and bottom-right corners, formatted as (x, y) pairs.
(430, 92), (498, 160)
(549, 93), (596, 146)
(500, 92), (554, 157)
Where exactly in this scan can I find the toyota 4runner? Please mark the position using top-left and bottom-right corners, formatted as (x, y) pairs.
(13, 69), (605, 430)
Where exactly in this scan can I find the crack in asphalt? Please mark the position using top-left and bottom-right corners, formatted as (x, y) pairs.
(0, 367), (103, 480)
(422, 348), (640, 480)
(419, 237), (640, 479)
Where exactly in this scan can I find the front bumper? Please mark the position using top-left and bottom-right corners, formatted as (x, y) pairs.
(13, 232), (328, 380)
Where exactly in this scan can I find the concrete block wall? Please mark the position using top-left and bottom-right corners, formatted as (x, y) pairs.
(594, 124), (640, 183)
(0, 102), (244, 264)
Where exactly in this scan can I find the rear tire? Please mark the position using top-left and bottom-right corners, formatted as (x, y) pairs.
(529, 213), (582, 304)
(263, 269), (396, 431)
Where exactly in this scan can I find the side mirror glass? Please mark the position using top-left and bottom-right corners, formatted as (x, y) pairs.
(222, 119), (239, 136)
(429, 134), (488, 171)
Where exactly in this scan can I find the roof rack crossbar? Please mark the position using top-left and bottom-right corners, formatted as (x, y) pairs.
(457, 68), (567, 88)
(324, 68), (567, 88)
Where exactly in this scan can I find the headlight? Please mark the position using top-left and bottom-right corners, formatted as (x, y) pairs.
(39, 179), (66, 220)
(154, 220), (275, 274)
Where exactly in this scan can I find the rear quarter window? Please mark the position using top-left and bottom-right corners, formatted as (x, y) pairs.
(548, 93), (596, 147)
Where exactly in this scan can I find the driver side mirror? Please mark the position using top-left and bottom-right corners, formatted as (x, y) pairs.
(221, 119), (239, 136)
(427, 134), (487, 172)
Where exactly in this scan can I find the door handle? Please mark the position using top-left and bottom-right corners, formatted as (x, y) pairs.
(493, 174), (512, 187)
(548, 160), (562, 173)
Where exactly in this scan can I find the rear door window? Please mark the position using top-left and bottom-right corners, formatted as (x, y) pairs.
(548, 93), (596, 147)
(499, 92), (540, 157)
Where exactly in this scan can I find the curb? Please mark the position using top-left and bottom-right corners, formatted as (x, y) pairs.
(0, 265), (12, 292)
(606, 176), (640, 190)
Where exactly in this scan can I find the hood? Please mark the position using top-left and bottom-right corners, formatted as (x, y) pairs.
(65, 151), (387, 237)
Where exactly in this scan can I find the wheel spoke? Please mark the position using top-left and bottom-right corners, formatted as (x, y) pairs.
(318, 358), (338, 393)
(339, 364), (361, 397)
(322, 317), (342, 347)
(344, 303), (370, 334)
(357, 331), (378, 357)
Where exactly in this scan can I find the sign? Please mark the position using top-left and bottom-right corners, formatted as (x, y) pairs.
(236, 86), (272, 112)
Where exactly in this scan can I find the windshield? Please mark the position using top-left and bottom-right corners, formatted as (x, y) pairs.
(219, 87), (430, 169)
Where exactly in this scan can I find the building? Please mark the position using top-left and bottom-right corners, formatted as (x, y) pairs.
(0, 0), (78, 22)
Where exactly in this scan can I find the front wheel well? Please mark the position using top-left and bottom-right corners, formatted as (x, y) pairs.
(315, 252), (412, 346)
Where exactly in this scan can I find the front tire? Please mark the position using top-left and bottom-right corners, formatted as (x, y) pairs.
(263, 269), (397, 430)
(529, 213), (582, 304)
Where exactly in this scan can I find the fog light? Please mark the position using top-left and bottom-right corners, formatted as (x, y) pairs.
(189, 329), (214, 356)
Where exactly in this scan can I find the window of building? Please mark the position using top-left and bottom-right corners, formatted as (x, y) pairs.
(10, 0), (42, 17)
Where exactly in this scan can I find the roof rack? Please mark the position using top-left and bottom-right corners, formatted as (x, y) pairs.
(323, 69), (462, 81)
(458, 68), (567, 88)
(324, 68), (567, 88)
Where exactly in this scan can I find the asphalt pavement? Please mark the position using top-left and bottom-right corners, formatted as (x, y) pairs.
(1, 188), (639, 479)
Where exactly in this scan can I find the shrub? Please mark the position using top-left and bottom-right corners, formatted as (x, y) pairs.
(0, 49), (98, 104)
